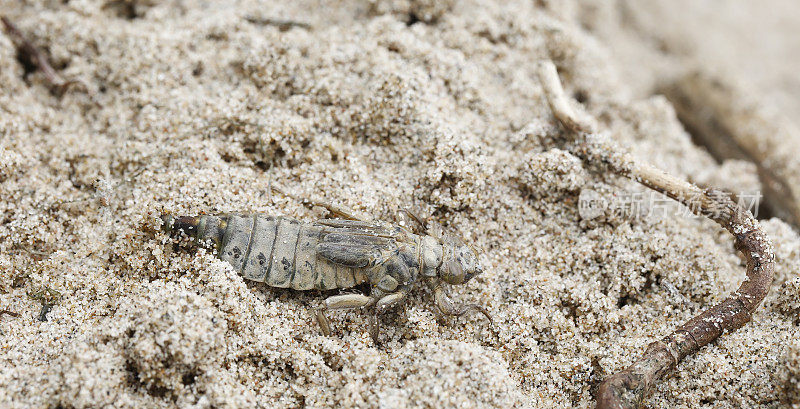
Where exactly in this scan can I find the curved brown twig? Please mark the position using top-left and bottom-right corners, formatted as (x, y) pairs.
(2, 16), (67, 89)
(536, 61), (775, 409)
(1, 15), (93, 98)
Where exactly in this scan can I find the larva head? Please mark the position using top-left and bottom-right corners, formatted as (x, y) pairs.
(438, 234), (483, 285)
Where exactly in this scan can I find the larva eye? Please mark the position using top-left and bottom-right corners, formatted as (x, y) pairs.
(441, 259), (464, 284)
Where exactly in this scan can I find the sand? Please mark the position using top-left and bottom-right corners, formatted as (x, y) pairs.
(0, 1), (798, 408)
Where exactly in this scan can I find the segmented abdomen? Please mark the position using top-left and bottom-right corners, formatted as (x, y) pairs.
(198, 214), (365, 290)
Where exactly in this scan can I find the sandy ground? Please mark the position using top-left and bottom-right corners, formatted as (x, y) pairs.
(1, 1), (798, 408)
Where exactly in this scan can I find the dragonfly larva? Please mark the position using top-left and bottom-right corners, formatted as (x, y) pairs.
(161, 212), (490, 341)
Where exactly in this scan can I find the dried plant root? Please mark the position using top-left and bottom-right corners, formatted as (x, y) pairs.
(2, 15), (70, 92)
(536, 61), (775, 409)
(244, 16), (312, 31)
(663, 70), (800, 229)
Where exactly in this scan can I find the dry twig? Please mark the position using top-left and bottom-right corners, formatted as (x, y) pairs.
(244, 16), (311, 31)
(536, 61), (775, 409)
(1, 15), (71, 92)
(664, 70), (800, 229)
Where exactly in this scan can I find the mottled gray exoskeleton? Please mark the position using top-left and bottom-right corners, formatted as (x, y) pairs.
(161, 211), (490, 342)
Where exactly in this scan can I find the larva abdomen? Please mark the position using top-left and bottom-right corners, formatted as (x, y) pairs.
(166, 214), (363, 291)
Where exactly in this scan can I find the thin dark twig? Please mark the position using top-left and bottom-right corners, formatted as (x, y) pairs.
(244, 16), (311, 31)
(1, 15), (73, 92)
(537, 61), (775, 409)
(270, 183), (365, 221)
(0, 309), (20, 318)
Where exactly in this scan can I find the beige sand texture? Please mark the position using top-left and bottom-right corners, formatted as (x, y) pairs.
(0, 1), (798, 408)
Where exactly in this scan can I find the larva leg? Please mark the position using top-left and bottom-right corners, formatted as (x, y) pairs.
(324, 294), (374, 309)
(315, 294), (375, 336)
(368, 312), (379, 344)
(399, 208), (429, 235)
(432, 283), (492, 323)
(303, 198), (362, 221)
(375, 290), (407, 314)
(271, 184), (364, 221)
(370, 288), (409, 343)
(315, 309), (333, 336)
(398, 207), (447, 240)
